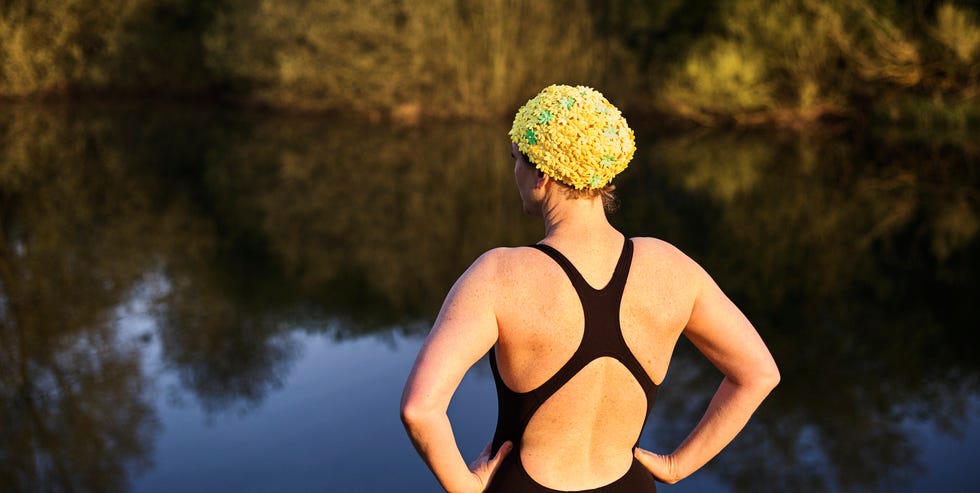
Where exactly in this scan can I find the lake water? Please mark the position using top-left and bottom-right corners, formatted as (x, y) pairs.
(1, 102), (978, 492)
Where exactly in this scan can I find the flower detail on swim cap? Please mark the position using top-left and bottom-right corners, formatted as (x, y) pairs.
(524, 128), (538, 145)
(538, 110), (554, 125)
(509, 84), (635, 190)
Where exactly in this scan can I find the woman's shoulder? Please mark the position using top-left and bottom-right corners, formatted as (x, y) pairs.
(461, 246), (546, 281)
(472, 245), (541, 264)
(629, 237), (706, 276)
(630, 236), (688, 259)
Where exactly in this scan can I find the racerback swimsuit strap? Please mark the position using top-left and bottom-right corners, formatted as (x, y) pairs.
(490, 237), (658, 454)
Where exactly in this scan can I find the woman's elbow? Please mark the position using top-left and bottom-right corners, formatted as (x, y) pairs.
(734, 359), (780, 394)
(400, 394), (440, 429)
(399, 401), (416, 428)
(757, 360), (780, 392)
(400, 395), (424, 428)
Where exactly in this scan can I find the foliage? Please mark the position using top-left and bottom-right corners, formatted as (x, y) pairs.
(658, 0), (940, 124)
(204, 0), (629, 119)
(203, 0), (411, 114)
(0, 0), (131, 95)
(0, 0), (218, 96)
(0, 0), (977, 126)
(933, 2), (980, 63)
(661, 37), (777, 123)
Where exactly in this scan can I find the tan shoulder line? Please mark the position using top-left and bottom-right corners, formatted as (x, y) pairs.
(477, 245), (538, 263)
(630, 236), (686, 256)
(470, 245), (539, 281)
(630, 237), (705, 275)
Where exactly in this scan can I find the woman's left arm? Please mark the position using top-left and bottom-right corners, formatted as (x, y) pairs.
(401, 250), (512, 493)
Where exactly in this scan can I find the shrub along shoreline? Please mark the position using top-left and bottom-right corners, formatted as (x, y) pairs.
(1, 0), (977, 129)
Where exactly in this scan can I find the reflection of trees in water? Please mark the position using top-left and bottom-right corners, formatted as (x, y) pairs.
(151, 259), (301, 417)
(0, 105), (539, 490)
(203, 117), (541, 326)
(0, 103), (538, 411)
(2, 104), (978, 492)
(624, 128), (980, 492)
(0, 108), (159, 492)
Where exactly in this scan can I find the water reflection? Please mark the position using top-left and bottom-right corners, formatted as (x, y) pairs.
(0, 107), (160, 492)
(625, 126), (980, 492)
(0, 103), (977, 492)
(204, 117), (541, 325)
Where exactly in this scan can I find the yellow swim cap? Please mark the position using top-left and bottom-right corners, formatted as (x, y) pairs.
(509, 84), (635, 190)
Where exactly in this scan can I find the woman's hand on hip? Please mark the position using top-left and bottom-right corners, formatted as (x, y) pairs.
(634, 447), (681, 484)
(469, 441), (513, 491)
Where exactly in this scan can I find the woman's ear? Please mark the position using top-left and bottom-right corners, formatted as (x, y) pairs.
(535, 171), (550, 189)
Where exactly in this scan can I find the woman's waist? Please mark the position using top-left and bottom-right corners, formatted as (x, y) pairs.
(516, 443), (640, 491)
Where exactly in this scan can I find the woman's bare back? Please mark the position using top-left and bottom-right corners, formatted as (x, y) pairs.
(491, 236), (698, 489)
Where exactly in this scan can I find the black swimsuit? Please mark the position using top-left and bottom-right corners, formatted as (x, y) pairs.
(486, 238), (659, 492)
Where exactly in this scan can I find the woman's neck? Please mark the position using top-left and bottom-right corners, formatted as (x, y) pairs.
(540, 194), (619, 244)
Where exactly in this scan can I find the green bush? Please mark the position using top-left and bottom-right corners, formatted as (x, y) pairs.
(0, 0), (976, 126)
(661, 37), (776, 123)
(0, 0), (219, 96)
(657, 0), (940, 124)
(0, 0), (131, 95)
(933, 2), (980, 63)
(203, 0), (634, 119)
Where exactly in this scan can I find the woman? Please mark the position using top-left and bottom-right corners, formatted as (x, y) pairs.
(401, 85), (779, 492)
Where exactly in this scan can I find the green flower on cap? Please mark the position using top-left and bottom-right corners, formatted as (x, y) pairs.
(538, 110), (554, 125)
(525, 128), (538, 145)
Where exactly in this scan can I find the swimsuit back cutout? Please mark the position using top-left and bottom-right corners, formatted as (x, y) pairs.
(486, 238), (659, 492)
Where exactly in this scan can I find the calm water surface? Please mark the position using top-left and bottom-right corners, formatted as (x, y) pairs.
(1, 103), (978, 492)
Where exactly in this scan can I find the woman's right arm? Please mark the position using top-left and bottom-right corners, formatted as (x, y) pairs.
(635, 258), (780, 484)
(401, 250), (512, 492)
